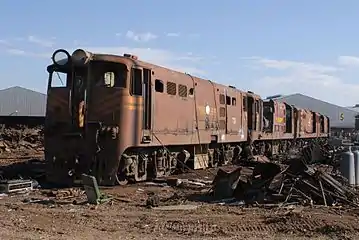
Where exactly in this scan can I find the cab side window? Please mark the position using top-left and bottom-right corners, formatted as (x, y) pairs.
(103, 72), (115, 87)
(93, 62), (127, 88)
(131, 68), (143, 96)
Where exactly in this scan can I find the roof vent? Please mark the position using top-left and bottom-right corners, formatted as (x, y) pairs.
(123, 54), (138, 60)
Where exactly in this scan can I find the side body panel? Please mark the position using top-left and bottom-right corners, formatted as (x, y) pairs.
(129, 61), (248, 148)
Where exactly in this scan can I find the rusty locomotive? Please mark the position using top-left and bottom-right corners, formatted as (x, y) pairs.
(44, 48), (330, 186)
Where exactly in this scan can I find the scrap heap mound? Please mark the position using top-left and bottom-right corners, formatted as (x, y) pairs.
(0, 124), (44, 159)
(212, 156), (358, 207)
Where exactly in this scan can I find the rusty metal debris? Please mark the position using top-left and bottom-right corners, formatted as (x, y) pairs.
(81, 174), (112, 204)
(47, 188), (85, 200)
(0, 159), (46, 182)
(212, 159), (359, 207)
(0, 124), (43, 157)
(146, 192), (160, 208)
(212, 166), (242, 199)
(0, 179), (33, 193)
(152, 177), (212, 188)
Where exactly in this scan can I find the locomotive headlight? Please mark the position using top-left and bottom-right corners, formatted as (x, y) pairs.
(72, 49), (92, 65)
(52, 49), (71, 66)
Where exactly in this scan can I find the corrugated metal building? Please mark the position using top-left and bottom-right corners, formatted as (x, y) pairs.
(347, 105), (359, 130)
(0, 86), (47, 117)
(347, 104), (359, 113)
(271, 93), (357, 130)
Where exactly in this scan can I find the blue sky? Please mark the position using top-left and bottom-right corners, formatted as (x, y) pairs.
(1, 0), (359, 106)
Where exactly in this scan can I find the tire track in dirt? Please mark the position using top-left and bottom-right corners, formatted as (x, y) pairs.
(154, 220), (322, 235)
(136, 216), (358, 237)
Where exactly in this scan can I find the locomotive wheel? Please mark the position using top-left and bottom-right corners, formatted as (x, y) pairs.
(116, 174), (128, 186)
(209, 159), (218, 168)
(116, 154), (130, 185)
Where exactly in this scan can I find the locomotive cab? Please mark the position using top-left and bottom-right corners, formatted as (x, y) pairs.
(45, 49), (149, 186)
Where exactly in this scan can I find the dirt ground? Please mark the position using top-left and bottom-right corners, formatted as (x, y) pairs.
(1, 166), (359, 240)
(1, 126), (358, 239)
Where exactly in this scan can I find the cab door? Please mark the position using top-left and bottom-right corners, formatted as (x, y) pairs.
(226, 89), (241, 135)
(255, 99), (262, 132)
(142, 68), (152, 143)
(71, 66), (88, 130)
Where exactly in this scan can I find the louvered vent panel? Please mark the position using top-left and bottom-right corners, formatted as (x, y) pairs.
(167, 82), (176, 95)
(178, 84), (187, 97)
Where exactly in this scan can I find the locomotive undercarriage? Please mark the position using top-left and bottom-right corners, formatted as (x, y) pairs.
(116, 137), (328, 185)
(116, 143), (245, 185)
(45, 135), (328, 187)
(252, 137), (327, 161)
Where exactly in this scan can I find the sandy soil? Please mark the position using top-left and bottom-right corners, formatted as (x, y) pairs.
(0, 166), (359, 240)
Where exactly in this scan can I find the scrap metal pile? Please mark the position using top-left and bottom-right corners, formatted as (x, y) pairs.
(212, 158), (359, 207)
(0, 124), (44, 158)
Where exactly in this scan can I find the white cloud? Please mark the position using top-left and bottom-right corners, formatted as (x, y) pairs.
(0, 40), (10, 45)
(5, 48), (48, 58)
(244, 56), (339, 73)
(125, 31), (158, 42)
(337, 56), (359, 67)
(27, 35), (55, 48)
(166, 32), (180, 37)
(243, 56), (359, 106)
(6, 48), (26, 55)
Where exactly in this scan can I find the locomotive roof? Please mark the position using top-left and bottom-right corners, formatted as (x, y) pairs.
(48, 49), (261, 98)
(90, 52), (262, 98)
(48, 49), (329, 121)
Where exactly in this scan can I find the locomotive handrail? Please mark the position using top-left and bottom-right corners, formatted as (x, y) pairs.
(208, 80), (220, 130)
